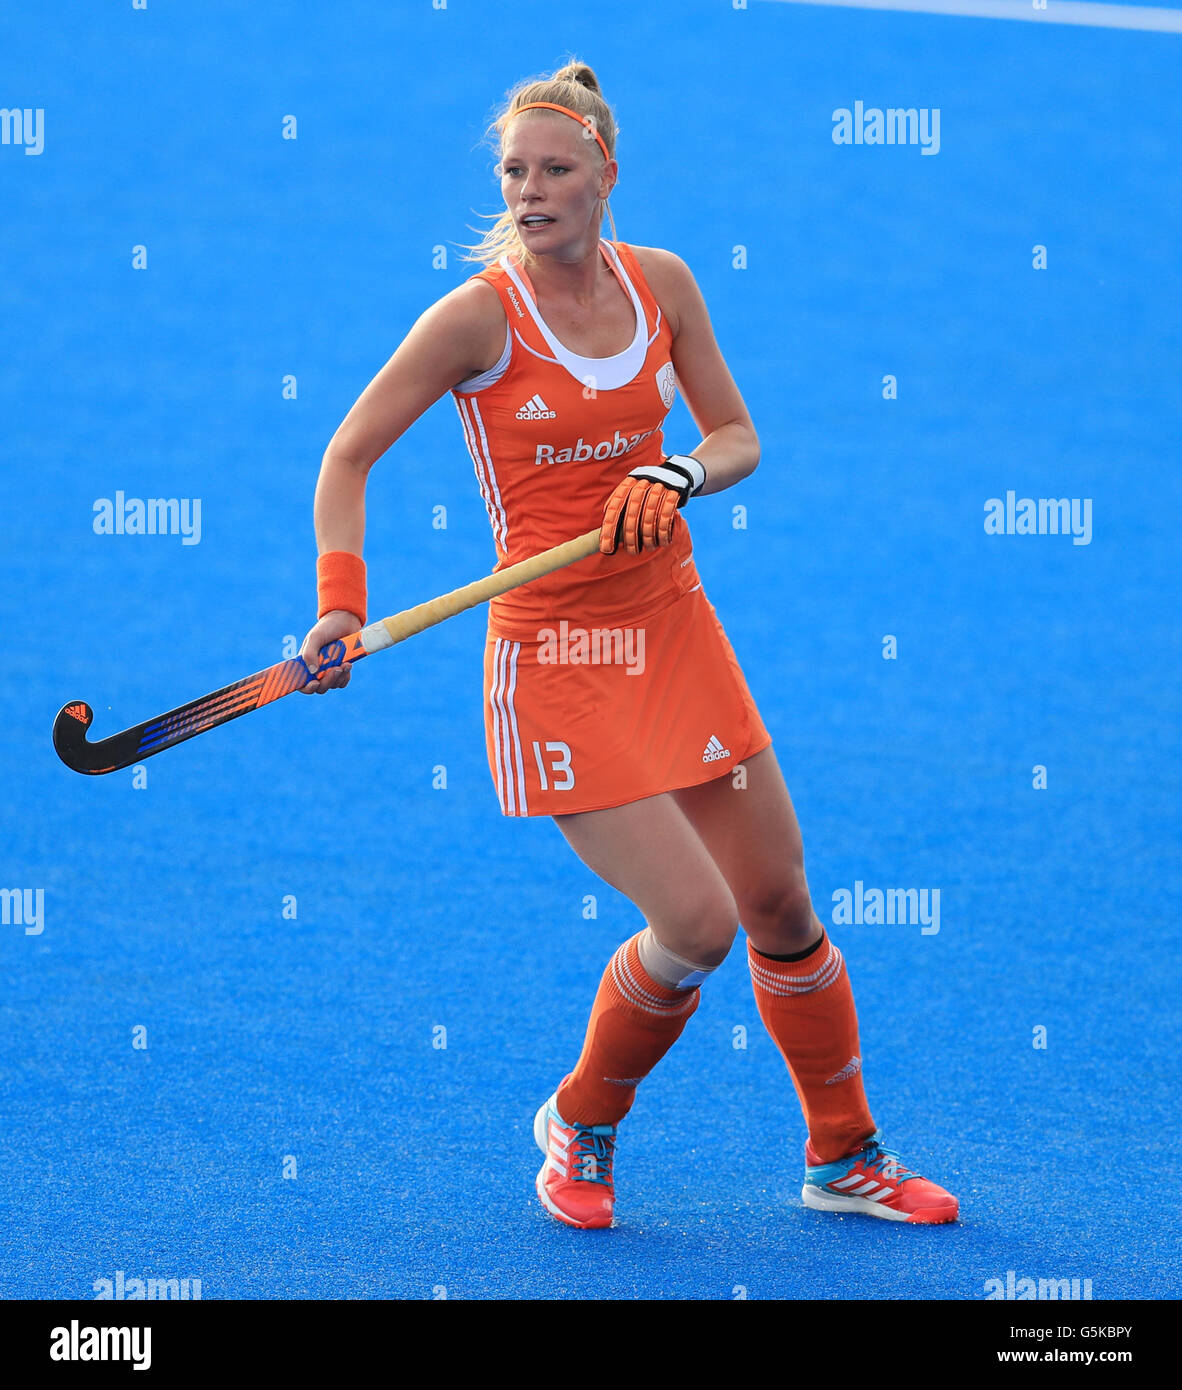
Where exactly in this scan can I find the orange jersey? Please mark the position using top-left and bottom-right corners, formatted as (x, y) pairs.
(452, 239), (700, 639)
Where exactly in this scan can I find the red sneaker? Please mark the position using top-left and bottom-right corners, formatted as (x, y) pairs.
(802, 1130), (959, 1224)
(533, 1085), (615, 1229)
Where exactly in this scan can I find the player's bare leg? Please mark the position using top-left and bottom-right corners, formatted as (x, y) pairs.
(532, 793), (738, 1227)
(554, 791), (740, 967)
(671, 745), (822, 957)
(672, 747), (958, 1223)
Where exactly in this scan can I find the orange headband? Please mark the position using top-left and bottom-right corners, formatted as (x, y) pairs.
(506, 101), (611, 164)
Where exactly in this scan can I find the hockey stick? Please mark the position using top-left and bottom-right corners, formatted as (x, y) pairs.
(53, 528), (602, 776)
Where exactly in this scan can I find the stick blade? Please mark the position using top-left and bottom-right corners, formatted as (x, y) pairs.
(53, 701), (115, 774)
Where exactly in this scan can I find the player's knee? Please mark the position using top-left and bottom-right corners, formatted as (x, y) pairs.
(741, 868), (818, 951)
(662, 892), (740, 967)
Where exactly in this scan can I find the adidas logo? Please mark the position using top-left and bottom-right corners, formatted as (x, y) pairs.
(825, 1056), (862, 1086)
(65, 703), (89, 724)
(515, 393), (556, 420)
(701, 734), (731, 764)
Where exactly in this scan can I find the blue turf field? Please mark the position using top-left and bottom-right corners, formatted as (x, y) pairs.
(2, 0), (1180, 1300)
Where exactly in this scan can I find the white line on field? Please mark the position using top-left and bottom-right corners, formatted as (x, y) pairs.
(756, 0), (1182, 35)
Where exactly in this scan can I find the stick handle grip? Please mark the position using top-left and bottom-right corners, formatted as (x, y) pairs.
(363, 528), (602, 650)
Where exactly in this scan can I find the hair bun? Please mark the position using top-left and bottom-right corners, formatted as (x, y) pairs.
(554, 61), (601, 95)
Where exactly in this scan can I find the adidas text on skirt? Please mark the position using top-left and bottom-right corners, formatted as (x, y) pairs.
(483, 584), (772, 817)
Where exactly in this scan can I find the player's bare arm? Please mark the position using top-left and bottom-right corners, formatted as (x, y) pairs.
(315, 279), (506, 550)
(299, 282), (506, 690)
(631, 244), (759, 496)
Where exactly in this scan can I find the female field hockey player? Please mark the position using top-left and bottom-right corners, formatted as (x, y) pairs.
(299, 61), (958, 1229)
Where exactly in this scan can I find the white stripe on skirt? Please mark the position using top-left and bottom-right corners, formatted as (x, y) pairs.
(490, 639), (526, 815)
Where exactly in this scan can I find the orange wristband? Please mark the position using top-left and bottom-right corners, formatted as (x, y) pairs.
(316, 550), (367, 625)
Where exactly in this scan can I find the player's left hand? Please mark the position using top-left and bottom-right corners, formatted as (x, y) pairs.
(599, 454), (707, 556)
(298, 610), (358, 693)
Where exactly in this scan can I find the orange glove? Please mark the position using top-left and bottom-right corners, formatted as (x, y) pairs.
(600, 454), (707, 556)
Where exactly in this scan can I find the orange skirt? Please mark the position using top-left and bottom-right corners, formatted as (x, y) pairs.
(482, 584), (772, 817)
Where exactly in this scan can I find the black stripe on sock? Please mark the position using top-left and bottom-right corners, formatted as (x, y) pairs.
(753, 930), (826, 964)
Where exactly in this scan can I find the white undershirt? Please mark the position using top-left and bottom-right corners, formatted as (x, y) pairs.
(458, 239), (652, 395)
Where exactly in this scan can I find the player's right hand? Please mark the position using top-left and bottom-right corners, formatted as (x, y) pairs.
(600, 454), (707, 556)
(298, 610), (360, 693)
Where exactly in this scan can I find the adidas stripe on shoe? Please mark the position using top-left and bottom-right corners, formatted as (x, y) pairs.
(802, 1129), (958, 1224)
(533, 1085), (616, 1229)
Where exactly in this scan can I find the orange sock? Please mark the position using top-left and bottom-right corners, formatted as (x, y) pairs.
(747, 929), (876, 1163)
(557, 933), (700, 1126)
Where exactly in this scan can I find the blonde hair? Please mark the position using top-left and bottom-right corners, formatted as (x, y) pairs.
(460, 59), (618, 269)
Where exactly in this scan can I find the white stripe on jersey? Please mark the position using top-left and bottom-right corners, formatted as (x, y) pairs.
(454, 395), (509, 551)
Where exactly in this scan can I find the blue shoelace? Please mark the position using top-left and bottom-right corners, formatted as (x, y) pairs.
(860, 1138), (918, 1185)
(569, 1125), (615, 1186)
